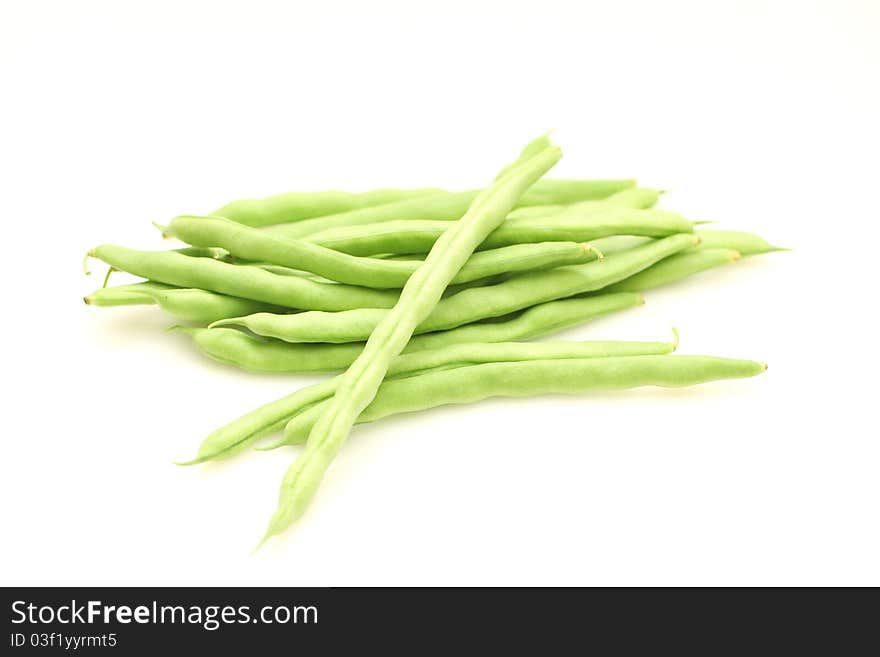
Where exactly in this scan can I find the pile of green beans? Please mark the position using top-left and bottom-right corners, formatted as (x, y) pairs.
(84, 134), (784, 546)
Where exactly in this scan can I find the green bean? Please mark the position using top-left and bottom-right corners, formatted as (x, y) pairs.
(590, 235), (655, 255)
(280, 355), (767, 445)
(87, 245), (400, 311)
(262, 179), (637, 239)
(173, 246), (230, 260)
(594, 186), (663, 210)
(604, 248), (741, 292)
(505, 204), (566, 219)
(83, 281), (173, 307)
(165, 215), (599, 289)
(259, 142), (563, 544)
(208, 134), (577, 227)
(214, 234), (697, 344)
(297, 204), (687, 256)
(85, 280), (287, 323)
(147, 288), (286, 324)
(591, 228), (787, 264)
(213, 188), (445, 227)
(504, 187), (662, 220)
(179, 292), (644, 373)
(185, 334), (678, 464)
(690, 229), (787, 256)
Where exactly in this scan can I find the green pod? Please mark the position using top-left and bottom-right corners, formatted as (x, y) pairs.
(213, 234), (697, 343)
(590, 235), (655, 256)
(692, 229), (787, 256)
(148, 288), (286, 324)
(166, 215), (598, 289)
(604, 248), (742, 292)
(84, 281), (172, 307)
(180, 293), (645, 373)
(505, 204), (566, 220)
(185, 333), (676, 464)
(260, 144), (571, 543)
(300, 205), (691, 257)
(504, 187), (661, 220)
(212, 188), (445, 227)
(88, 245), (400, 311)
(261, 178), (636, 239)
(281, 355), (767, 444)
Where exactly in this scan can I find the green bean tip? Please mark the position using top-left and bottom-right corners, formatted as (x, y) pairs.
(83, 295), (94, 305)
(173, 456), (204, 467)
(151, 221), (172, 238)
(208, 318), (238, 329)
(254, 439), (286, 452)
(252, 533), (272, 555)
(670, 327), (680, 351)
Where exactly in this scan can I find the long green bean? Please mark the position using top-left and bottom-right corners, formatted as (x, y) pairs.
(260, 142), (563, 544)
(213, 188), (444, 227)
(260, 178), (636, 240)
(178, 292), (644, 373)
(87, 245), (400, 311)
(281, 355), (767, 444)
(213, 234), (697, 343)
(165, 215), (599, 289)
(185, 334), (678, 464)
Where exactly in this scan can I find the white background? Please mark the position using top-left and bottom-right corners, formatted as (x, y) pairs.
(1, 0), (877, 586)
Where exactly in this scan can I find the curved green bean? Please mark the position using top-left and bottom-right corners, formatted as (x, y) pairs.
(262, 178), (637, 239)
(185, 334), (678, 464)
(604, 248), (741, 292)
(88, 245), (400, 311)
(260, 142), (563, 544)
(213, 233), (697, 343)
(147, 288), (286, 324)
(165, 215), (598, 289)
(85, 281), (287, 323)
(213, 188), (444, 227)
(179, 292), (645, 373)
(297, 204), (687, 256)
(590, 228), (787, 264)
(209, 135), (631, 229)
(280, 355), (767, 445)
(690, 229), (787, 256)
(504, 187), (661, 220)
(84, 281), (173, 307)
